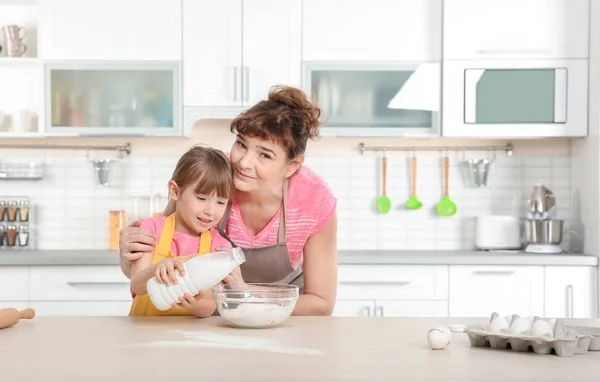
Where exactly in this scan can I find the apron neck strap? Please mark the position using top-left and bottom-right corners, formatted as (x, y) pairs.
(155, 214), (176, 255)
(277, 178), (288, 243)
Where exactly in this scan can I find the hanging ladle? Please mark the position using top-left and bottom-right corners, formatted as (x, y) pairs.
(376, 151), (392, 214)
(405, 154), (423, 210)
(436, 156), (457, 217)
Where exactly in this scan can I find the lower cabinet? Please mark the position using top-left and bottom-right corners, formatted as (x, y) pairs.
(28, 301), (132, 316)
(333, 300), (448, 317)
(544, 266), (597, 318)
(0, 265), (133, 316)
(448, 265), (545, 317)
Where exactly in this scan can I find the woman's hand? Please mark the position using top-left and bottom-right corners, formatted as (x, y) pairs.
(222, 266), (246, 285)
(119, 220), (156, 263)
(155, 258), (186, 285)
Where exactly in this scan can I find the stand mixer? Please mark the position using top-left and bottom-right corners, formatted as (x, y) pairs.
(524, 184), (563, 254)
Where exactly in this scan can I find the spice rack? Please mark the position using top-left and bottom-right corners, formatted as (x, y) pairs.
(0, 196), (33, 251)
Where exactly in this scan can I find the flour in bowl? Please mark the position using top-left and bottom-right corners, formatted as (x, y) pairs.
(220, 297), (296, 328)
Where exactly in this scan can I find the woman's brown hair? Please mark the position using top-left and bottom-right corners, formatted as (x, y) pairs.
(230, 85), (322, 159)
(170, 145), (234, 199)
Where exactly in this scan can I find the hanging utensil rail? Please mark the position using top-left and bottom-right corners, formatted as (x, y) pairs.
(0, 142), (132, 157)
(358, 142), (513, 156)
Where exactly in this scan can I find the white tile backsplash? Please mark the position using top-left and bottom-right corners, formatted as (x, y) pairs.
(0, 153), (573, 251)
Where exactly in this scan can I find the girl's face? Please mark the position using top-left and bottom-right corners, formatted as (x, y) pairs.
(168, 181), (228, 236)
(229, 134), (301, 194)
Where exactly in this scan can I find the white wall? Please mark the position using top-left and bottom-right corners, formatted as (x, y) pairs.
(1, 120), (575, 252)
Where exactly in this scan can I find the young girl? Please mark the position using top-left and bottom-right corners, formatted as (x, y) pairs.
(128, 145), (234, 317)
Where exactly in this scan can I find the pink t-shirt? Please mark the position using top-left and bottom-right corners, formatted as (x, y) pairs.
(139, 216), (231, 257)
(225, 165), (337, 268)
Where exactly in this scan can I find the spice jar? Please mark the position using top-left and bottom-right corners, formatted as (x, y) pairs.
(0, 224), (6, 246)
(18, 200), (29, 222)
(17, 225), (29, 247)
(0, 201), (6, 221)
(6, 201), (17, 222)
(6, 224), (17, 247)
(109, 210), (126, 250)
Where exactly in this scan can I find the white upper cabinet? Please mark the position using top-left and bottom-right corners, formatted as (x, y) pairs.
(302, 0), (442, 62)
(444, 0), (590, 60)
(182, 0), (242, 108)
(242, 0), (301, 105)
(39, 0), (182, 61)
(182, 0), (301, 109)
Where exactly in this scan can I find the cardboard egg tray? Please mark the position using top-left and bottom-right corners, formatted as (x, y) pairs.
(463, 313), (600, 357)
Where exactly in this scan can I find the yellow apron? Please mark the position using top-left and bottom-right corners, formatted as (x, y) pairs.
(128, 213), (212, 316)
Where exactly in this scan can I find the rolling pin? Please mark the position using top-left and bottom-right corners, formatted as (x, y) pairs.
(0, 308), (35, 330)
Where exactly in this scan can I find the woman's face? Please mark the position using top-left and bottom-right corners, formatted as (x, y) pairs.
(229, 134), (301, 194)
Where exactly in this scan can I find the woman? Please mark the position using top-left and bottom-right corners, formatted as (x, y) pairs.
(118, 85), (338, 316)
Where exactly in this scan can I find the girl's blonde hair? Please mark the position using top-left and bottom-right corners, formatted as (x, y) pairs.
(170, 145), (234, 199)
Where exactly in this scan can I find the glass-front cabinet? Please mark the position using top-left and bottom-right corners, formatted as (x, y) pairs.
(44, 62), (181, 136)
(303, 62), (441, 137)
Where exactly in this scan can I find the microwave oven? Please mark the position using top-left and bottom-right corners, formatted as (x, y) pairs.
(442, 59), (588, 137)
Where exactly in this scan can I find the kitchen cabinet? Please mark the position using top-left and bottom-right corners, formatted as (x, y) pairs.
(303, 62), (441, 137)
(333, 300), (375, 316)
(544, 266), (597, 318)
(332, 300), (448, 317)
(302, 0), (442, 61)
(443, 0), (589, 60)
(29, 265), (131, 301)
(448, 265), (545, 317)
(334, 265), (449, 317)
(38, 0), (182, 61)
(28, 302), (131, 316)
(43, 62), (182, 136)
(182, 0), (301, 109)
(0, 266), (28, 301)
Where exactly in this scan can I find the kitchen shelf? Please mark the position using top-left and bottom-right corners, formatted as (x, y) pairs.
(0, 162), (45, 180)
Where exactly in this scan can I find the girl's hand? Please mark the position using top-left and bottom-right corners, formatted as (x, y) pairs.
(222, 265), (246, 285)
(155, 258), (185, 285)
(172, 292), (214, 317)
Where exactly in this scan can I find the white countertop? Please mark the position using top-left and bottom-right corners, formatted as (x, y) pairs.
(1, 316), (598, 381)
(0, 249), (597, 266)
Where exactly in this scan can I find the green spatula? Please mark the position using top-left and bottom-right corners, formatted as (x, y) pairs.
(406, 156), (423, 210)
(376, 153), (392, 214)
(437, 156), (457, 217)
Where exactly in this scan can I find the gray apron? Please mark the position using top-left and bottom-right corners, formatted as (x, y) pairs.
(216, 178), (304, 292)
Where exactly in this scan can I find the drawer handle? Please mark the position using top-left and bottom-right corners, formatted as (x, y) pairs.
(67, 281), (130, 287)
(473, 271), (515, 276)
(339, 281), (411, 286)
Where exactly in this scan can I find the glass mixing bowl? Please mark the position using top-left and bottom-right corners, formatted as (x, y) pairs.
(213, 283), (299, 328)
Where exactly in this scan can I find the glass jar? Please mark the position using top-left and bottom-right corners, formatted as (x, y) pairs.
(108, 210), (126, 250)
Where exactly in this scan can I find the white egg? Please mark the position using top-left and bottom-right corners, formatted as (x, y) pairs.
(509, 317), (532, 335)
(427, 327), (451, 350)
(530, 320), (553, 338)
(488, 317), (510, 333)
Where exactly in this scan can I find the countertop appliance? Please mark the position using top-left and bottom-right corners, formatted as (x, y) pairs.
(525, 184), (563, 253)
(476, 215), (521, 250)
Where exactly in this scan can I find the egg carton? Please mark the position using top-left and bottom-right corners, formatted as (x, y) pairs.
(463, 312), (600, 357)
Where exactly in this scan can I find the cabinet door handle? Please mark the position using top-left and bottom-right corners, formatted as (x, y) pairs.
(473, 270), (515, 276)
(566, 284), (574, 318)
(476, 49), (551, 55)
(67, 281), (129, 287)
(339, 281), (410, 286)
(233, 67), (238, 102)
(244, 67), (249, 102)
(377, 305), (384, 316)
(365, 306), (371, 316)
